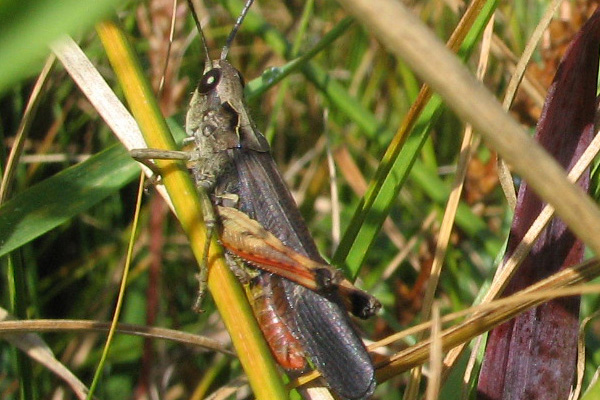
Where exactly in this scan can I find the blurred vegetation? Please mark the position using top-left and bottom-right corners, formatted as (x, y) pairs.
(1, 0), (600, 399)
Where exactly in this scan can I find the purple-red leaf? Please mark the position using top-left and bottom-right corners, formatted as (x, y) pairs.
(477, 9), (600, 400)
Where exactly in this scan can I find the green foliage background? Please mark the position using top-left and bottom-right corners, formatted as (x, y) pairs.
(1, 0), (600, 399)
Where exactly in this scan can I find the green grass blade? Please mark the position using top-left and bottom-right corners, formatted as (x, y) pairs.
(332, 0), (500, 275)
(0, 0), (121, 93)
(0, 145), (138, 258)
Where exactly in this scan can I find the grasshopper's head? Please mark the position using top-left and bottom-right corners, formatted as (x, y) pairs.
(185, 0), (267, 152)
(185, 60), (269, 153)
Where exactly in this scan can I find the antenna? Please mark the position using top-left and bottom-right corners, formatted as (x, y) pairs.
(221, 0), (255, 60)
(186, 0), (211, 68)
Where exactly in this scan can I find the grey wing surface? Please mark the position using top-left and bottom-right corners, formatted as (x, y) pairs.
(232, 149), (375, 399)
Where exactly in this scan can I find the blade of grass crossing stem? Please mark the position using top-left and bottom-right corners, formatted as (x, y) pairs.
(96, 21), (287, 399)
(333, 0), (499, 276)
(338, 0), (600, 262)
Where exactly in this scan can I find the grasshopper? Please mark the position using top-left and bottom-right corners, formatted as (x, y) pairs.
(132, 1), (379, 398)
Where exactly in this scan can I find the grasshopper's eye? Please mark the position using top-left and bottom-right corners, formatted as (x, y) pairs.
(198, 69), (221, 94)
